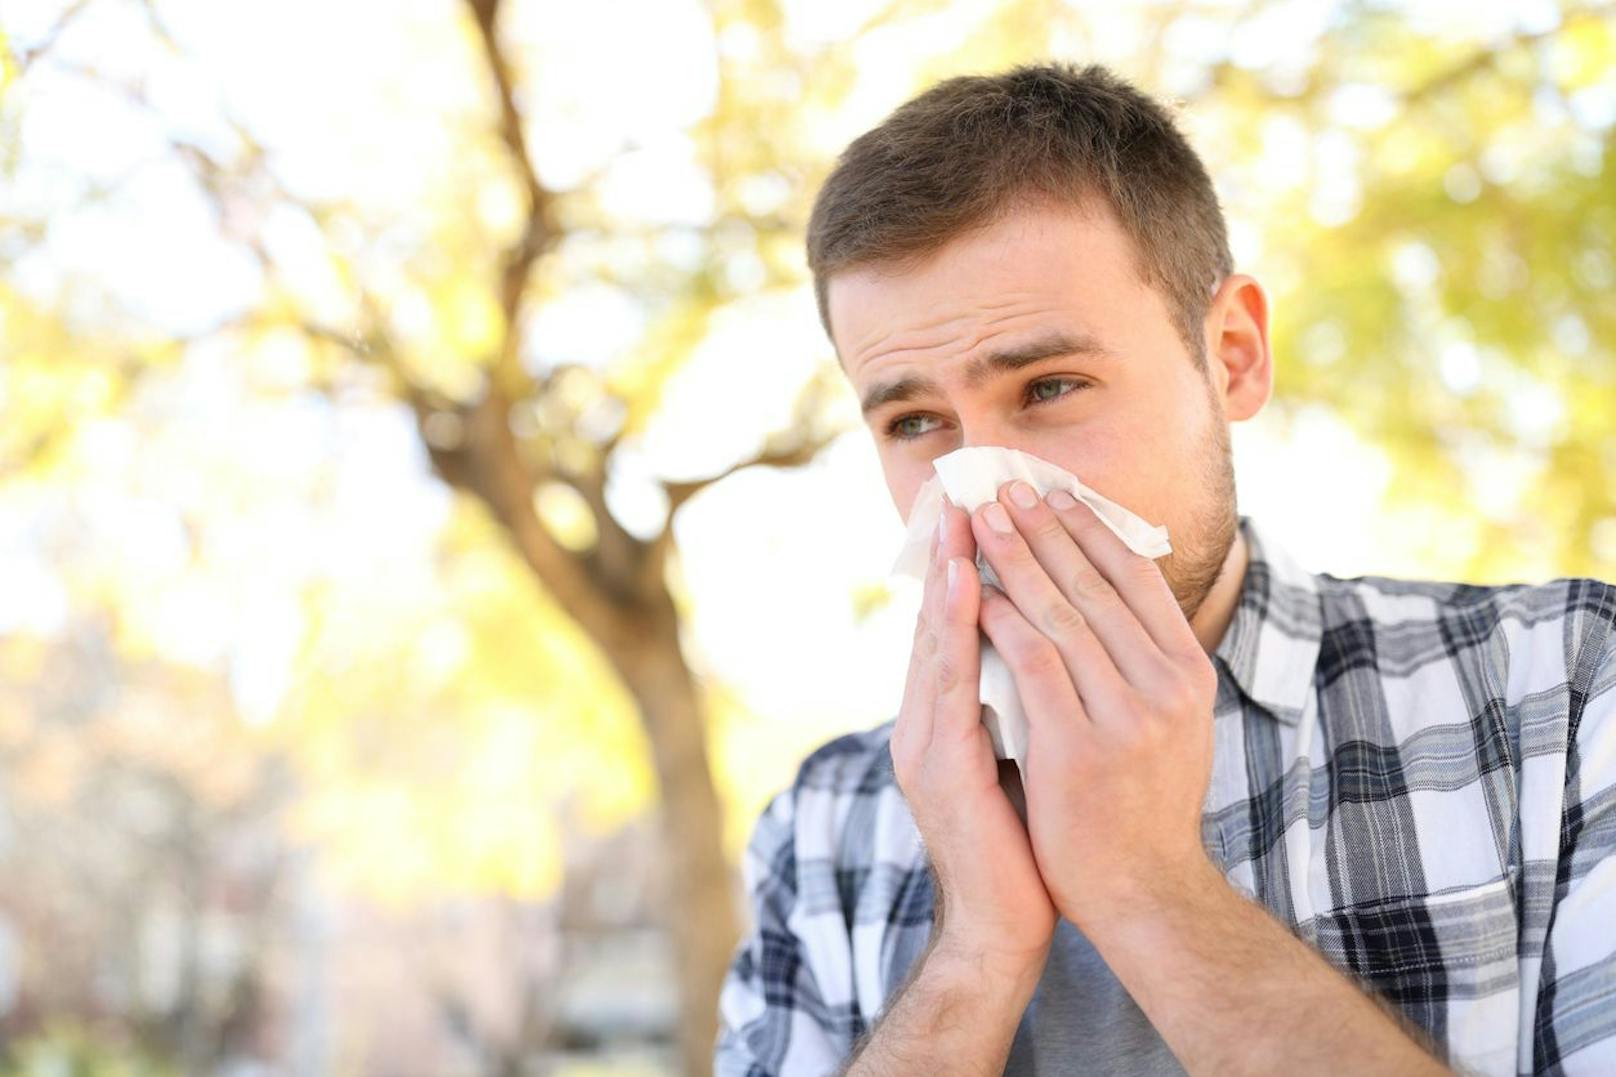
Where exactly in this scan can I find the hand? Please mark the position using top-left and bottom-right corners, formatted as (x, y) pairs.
(889, 497), (1057, 974)
(969, 481), (1220, 932)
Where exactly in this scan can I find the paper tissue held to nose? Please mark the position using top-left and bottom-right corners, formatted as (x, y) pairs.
(889, 446), (1172, 783)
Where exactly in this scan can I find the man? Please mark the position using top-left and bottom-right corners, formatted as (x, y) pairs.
(714, 62), (1616, 1075)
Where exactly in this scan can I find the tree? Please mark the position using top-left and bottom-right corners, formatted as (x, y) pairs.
(4, 1), (1613, 1071)
(6, 0), (859, 1067)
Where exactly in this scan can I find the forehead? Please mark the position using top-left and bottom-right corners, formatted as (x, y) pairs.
(826, 196), (1144, 372)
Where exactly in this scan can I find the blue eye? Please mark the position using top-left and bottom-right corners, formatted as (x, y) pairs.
(882, 377), (1090, 441)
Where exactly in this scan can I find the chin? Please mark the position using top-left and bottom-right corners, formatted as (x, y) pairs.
(1161, 461), (1240, 624)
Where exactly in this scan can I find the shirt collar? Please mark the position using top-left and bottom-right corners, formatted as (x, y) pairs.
(1211, 515), (1324, 726)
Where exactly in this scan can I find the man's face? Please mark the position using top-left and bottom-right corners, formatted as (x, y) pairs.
(828, 196), (1242, 623)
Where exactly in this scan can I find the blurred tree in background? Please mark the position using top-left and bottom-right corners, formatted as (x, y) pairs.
(0, 0), (1612, 1073)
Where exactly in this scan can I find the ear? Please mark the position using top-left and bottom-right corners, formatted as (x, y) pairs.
(1202, 273), (1272, 422)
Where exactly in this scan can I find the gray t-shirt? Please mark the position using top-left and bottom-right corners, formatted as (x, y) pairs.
(1002, 917), (1186, 1075)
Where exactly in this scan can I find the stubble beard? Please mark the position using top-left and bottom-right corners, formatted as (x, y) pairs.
(1159, 373), (1240, 626)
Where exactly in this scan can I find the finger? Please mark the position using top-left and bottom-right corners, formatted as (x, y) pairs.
(938, 496), (978, 567)
(931, 552), (984, 744)
(896, 514), (949, 761)
(979, 580), (1127, 720)
(922, 504), (959, 636)
(987, 481), (1167, 690)
(911, 501), (985, 753)
(1046, 490), (1202, 660)
(976, 581), (1110, 732)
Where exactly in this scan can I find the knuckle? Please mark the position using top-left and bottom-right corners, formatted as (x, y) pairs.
(1163, 659), (1215, 708)
(1151, 678), (1200, 719)
(1123, 555), (1161, 587)
(1032, 515), (1068, 543)
(1172, 687), (1202, 717)
(1178, 636), (1215, 665)
(992, 528), (1034, 562)
(1039, 600), (1087, 637)
(1068, 505), (1107, 537)
(934, 652), (962, 695)
(1069, 567), (1114, 602)
(1017, 639), (1066, 678)
(1146, 685), (1180, 722)
(1179, 671), (1215, 711)
(917, 624), (940, 659)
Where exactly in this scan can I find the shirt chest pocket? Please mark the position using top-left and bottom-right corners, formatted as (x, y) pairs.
(1297, 877), (1522, 1075)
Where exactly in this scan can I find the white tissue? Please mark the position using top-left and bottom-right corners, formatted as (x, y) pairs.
(889, 446), (1172, 782)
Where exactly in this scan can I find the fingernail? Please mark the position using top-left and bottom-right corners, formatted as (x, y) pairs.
(1008, 481), (1038, 509)
(983, 502), (1014, 534)
(1047, 488), (1078, 510)
(946, 558), (959, 600)
(936, 515), (947, 552)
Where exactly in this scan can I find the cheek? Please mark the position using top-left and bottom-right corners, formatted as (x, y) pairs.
(1119, 395), (1226, 522)
(1115, 375), (1210, 461)
(1028, 416), (1126, 478)
(885, 460), (932, 525)
(1046, 403), (1187, 514)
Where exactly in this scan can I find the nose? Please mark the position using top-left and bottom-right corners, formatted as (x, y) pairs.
(958, 415), (1035, 455)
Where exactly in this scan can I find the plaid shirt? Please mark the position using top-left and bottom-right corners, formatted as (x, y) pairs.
(715, 514), (1616, 1076)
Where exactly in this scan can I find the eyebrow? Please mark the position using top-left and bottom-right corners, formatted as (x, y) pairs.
(858, 331), (1116, 417)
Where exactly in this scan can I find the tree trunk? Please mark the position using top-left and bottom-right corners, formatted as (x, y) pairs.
(605, 588), (737, 1076)
(420, 385), (755, 1073)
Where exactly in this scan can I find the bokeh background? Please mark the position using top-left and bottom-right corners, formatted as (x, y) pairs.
(1, 0), (1612, 1072)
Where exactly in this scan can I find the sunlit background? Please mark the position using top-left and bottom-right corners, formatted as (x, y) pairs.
(1, 0), (1612, 1072)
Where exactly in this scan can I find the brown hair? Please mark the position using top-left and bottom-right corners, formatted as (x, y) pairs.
(806, 62), (1232, 363)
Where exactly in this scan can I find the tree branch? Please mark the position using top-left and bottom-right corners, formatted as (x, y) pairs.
(463, 0), (555, 403)
(663, 362), (852, 515)
(645, 419), (845, 599)
(1193, 1), (1616, 110)
(8, 0), (96, 77)
(663, 432), (838, 516)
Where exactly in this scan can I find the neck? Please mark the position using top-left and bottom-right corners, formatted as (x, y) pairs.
(1189, 526), (1249, 655)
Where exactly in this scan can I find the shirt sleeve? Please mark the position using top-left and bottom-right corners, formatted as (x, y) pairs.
(1532, 617), (1616, 1074)
(714, 785), (848, 1077)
